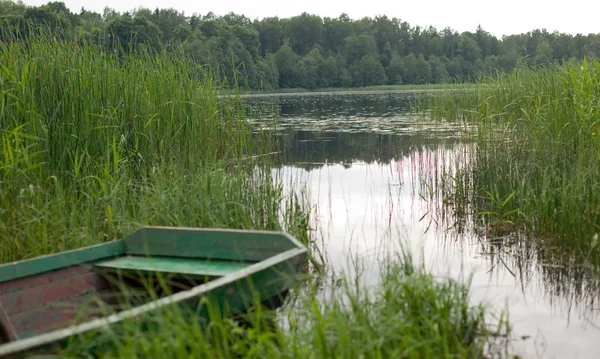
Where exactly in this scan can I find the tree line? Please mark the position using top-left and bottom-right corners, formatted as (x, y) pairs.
(1, 1), (599, 90)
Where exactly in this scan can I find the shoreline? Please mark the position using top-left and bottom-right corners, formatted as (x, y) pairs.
(219, 83), (477, 98)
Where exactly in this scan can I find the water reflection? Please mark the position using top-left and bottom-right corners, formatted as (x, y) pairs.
(275, 131), (465, 171)
(245, 91), (473, 137)
(246, 91), (415, 118)
(251, 92), (600, 359)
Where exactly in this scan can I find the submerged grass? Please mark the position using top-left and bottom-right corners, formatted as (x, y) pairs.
(424, 59), (600, 257)
(0, 34), (510, 359)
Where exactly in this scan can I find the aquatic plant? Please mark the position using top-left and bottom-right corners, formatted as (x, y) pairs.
(426, 58), (600, 257)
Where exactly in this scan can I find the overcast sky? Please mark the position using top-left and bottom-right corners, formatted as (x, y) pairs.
(21, 0), (600, 37)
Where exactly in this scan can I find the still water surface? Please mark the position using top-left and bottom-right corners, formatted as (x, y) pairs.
(246, 92), (600, 359)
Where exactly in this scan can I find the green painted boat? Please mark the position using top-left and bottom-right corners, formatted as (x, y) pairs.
(0, 226), (308, 358)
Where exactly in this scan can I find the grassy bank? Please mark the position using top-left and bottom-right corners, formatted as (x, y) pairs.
(0, 35), (510, 358)
(425, 59), (600, 256)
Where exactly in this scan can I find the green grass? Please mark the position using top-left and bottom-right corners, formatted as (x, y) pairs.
(0, 34), (511, 359)
(423, 59), (600, 257)
(58, 253), (509, 359)
(0, 34), (308, 262)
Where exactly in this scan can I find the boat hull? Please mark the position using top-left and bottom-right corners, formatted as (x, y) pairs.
(0, 227), (308, 358)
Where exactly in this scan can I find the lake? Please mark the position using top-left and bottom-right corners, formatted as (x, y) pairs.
(245, 91), (600, 359)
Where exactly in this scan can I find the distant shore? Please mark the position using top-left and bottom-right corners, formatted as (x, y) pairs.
(221, 83), (477, 97)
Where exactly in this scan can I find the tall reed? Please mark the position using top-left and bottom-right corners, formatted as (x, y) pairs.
(0, 33), (306, 262)
(426, 59), (600, 256)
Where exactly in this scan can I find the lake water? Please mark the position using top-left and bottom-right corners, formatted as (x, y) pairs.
(245, 92), (600, 359)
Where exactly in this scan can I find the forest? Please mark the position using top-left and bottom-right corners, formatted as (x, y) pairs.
(1, 0), (599, 90)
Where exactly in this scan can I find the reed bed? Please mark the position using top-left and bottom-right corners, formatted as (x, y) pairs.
(425, 59), (600, 257)
(0, 34), (306, 262)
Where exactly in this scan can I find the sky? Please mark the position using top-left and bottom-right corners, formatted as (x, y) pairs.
(20, 0), (600, 38)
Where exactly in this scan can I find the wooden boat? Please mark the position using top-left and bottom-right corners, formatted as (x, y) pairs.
(0, 226), (308, 358)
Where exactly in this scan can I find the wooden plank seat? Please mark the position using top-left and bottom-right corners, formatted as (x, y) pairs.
(94, 256), (253, 279)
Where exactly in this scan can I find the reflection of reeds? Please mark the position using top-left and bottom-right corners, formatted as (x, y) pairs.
(413, 59), (600, 331)
(416, 142), (600, 327)
(473, 233), (600, 328)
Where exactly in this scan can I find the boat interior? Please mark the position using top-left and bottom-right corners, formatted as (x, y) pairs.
(0, 255), (255, 345)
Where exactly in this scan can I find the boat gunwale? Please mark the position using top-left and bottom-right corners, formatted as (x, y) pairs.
(0, 226), (306, 283)
(0, 240), (126, 284)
